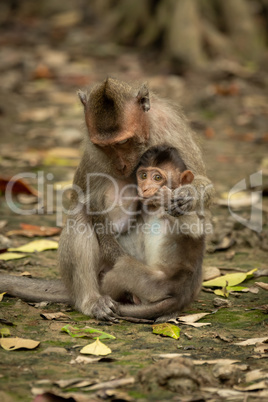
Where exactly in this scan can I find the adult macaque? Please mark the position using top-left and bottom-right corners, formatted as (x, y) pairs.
(101, 145), (204, 320)
(0, 78), (213, 322)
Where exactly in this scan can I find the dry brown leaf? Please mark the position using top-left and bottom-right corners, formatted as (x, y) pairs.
(234, 380), (268, 392)
(40, 312), (70, 321)
(85, 377), (135, 391)
(254, 344), (268, 354)
(7, 223), (61, 238)
(178, 313), (211, 323)
(255, 282), (268, 291)
(234, 337), (268, 346)
(194, 358), (240, 365)
(0, 176), (39, 196)
(203, 266), (221, 281)
(245, 369), (268, 383)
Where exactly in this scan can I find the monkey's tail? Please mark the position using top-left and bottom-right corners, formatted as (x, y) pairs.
(0, 274), (71, 304)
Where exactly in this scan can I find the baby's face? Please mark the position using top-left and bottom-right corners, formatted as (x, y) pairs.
(136, 166), (167, 198)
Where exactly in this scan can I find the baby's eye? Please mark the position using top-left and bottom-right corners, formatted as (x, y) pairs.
(140, 172), (147, 179)
(154, 175), (162, 181)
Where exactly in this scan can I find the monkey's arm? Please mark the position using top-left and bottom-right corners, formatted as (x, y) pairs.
(0, 274), (70, 303)
(59, 212), (120, 323)
(169, 176), (214, 215)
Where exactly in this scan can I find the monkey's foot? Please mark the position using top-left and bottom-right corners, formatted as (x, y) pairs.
(90, 295), (120, 323)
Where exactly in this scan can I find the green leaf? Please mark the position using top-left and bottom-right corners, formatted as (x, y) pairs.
(152, 323), (181, 340)
(202, 268), (257, 288)
(227, 286), (248, 292)
(61, 325), (116, 340)
(0, 328), (11, 337)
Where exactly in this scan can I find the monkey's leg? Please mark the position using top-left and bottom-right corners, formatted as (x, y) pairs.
(59, 214), (120, 322)
(0, 274), (70, 303)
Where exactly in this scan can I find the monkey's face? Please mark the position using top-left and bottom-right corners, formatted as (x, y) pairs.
(136, 167), (167, 198)
(88, 103), (149, 178)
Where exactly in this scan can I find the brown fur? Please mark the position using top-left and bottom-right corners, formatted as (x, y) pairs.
(0, 78), (213, 322)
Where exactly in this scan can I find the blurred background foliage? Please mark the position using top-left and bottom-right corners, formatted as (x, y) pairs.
(1, 0), (268, 74)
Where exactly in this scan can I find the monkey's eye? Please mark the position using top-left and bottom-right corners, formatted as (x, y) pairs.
(117, 139), (129, 145)
(140, 172), (147, 180)
(153, 174), (162, 181)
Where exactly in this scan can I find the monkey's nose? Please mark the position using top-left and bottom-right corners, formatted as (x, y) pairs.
(116, 164), (127, 175)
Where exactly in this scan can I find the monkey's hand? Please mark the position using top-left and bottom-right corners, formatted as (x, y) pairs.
(90, 295), (120, 323)
(165, 185), (197, 216)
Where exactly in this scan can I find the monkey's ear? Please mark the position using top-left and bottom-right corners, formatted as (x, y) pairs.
(181, 170), (194, 185)
(136, 84), (150, 112)
(78, 90), (87, 107)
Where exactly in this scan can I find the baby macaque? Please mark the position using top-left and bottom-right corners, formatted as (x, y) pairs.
(101, 145), (204, 320)
(136, 145), (194, 201)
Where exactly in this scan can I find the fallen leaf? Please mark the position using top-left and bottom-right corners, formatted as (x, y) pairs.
(177, 313), (211, 323)
(6, 223), (61, 238)
(0, 292), (6, 301)
(61, 324), (116, 340)
(202, 268), (257, 288)
(0, 252), (27, 261)
(8, 239), (58, 253)
(234, 337), (268, 346)
(17, 194), (38, 205)
(54, 378), (96, 389)
(40, 312), (70, 321)
(245, 369), (268, 383)
(169, 318), (211, 327)
(80, 338), (112, 356)
(234, 380), (268, 391)
(203, 266), (221, 281)
(213, 236), (235, 251)
(254, 344), (268, 354)
(85, 377), (135, 391)
(152, 323), (180, 339)
(155, 353), (191, 360)
(19, 271), (32, 277)
(217, 191), (260, 208)
(255, 282), (268, 291)
(0, 176), (39, 196)
(0, 328), (10, 337)
(70, 355), (115, 364)
(194, 358), (240, 365)
(0, 337), (40, 350)
(0, 220), (7, 230)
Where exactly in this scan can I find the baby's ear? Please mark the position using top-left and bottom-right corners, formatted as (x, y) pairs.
(180, 170), (194, 185)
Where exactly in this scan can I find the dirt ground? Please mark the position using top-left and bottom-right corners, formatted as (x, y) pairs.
(0, 10), (267, 402)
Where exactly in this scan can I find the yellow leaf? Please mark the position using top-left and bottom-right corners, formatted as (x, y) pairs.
(80, 338), (112, 356)
(202, 268), (257, 288)
(0, 337), (40, 350)
(0, 328), (10, 337)
(0, 252), (27, 261)
(8, 239), (58, 253)
(214, 289), (229, 297)
(0, 292), (6, 301)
